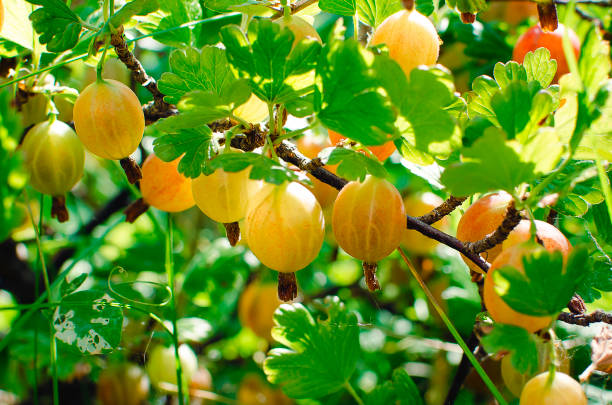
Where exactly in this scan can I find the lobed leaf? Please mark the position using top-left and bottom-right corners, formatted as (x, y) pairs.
(26, 0), (82, 52)
(481, 324), (539, 375)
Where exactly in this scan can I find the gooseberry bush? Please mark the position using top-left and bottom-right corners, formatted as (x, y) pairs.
(0, 0), (612, 404)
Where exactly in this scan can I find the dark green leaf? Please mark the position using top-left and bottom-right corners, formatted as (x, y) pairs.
(59, 274), (88, 298)
(481, 324), (539, 374)
(393, 368), (423, 405)
(319, 147), (387, 181)
(264, 296), (360, 399)
(494, 246), (589, 317)
(575, 256), (612, 303)
(53, 290), (123, 355)
(26, 0), (82, 52)
(152, 126), (214, 178)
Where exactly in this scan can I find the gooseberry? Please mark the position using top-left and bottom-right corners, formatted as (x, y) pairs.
(332, 175), (405, 290)
(238, 281), (281, 341)
(370, 9), (440, 77)
(484, 240), (569, 333)
(21, 119), (85, 222)
(277, 16), (322, 91)
(125, 153), (195, 222)
(513, 24), (580, 83)
(97, 363), (150, 405)
(146, 343), (198, 391)
(245, 182), (325, 300)
(519, 371), (587, 405)
(297, 135), (339, 208)
(328, 129), (396, 162)
(502, 219), (572, 254)
(73, 79), (144, 183)
(456, 191), (514, 273)
(402, 192), (449, 255)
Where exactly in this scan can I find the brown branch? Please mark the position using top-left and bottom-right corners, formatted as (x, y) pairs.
(110, 27), (171, 112)
(416, 196), (467, 225)
(464, 200), (521, 255)
(558, 310), (612, 326)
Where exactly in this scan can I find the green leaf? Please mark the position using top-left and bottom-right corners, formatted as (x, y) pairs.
(158, 46), (251, 106)
(264, 296), (360, 399)
(522, 48), (556, 89)
(152, 126), (214, 178)
(575, 256), (612, 303)
(493, 61), (527, 89)
(26, 0), (82, 52)
(316, 39), (395, 146)
(579, 27), (611, 101)
(1, 0), (37, 50)
(319, 0), (357, 16)
(154, 0), (203, 47)
(415, 0), (434, 15)
(221, 19), (322, 104)
(440, 129), (547, 196)
(205, 152), (300, 185)
(109, 0), (160, 28)
(576, 80), (612, 161)
(494, 246), (589, 317)
(480, 324), (539, 375)
(365, 382), (396, 405)
(59, 274), (88, 298)
(356, 0), (402, 28)
(319, 147), (387, 181)
(393, 368), (423, 405)
(53, 290), (123, 355)
(467, 75), (500, 125)
(446, 0), (487, 14)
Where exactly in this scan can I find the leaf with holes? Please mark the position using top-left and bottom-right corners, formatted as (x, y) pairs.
(53, 290), (123, 355)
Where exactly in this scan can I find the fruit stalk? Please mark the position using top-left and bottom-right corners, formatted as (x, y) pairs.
(51, 195), (69, 223)
(278, 272), (298, 301)
(120, 157), (143, 184)
(362, 262), (381, 291)
(223, 222), (241, 246)
(124, 198), (150, 223)
(537, 2), (559, 32)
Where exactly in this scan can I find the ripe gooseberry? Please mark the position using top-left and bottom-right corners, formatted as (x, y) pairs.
(245, 182), (325, 301)
(513, 24), (580, 83)
(370, 9), (440, 77)
(456, 191), (514, 273)
(484, 240), (569, 333)
(73, 79), (145, 183)
(125, 154), (195, 223)
(296, 135), (339, 208)
(97, 363), (150, 405)
(192, 150), (264, 245)
(21, 119), (85, 222)
(502, 219), (572, 253)
(328, 129), (396, 162)
(332, 175), (405, 290)
(146, 344), (198, 391)
(238, 281), (281, 341)
(402, 192), (449, 255)
(519, 371), (587, 405)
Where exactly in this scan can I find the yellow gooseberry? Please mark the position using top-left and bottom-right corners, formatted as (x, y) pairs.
(238, 281), (281, 341)
(296, 135), (339, 208)
(402, 192), (449, 255)
(139, 154), (195, 212)
(519, 371), (587, 405)
(245, 182), (325, 273)
(73, 79), (144, 160)
(456, 191), (514, 273)
(370, 9), (440, 77)
(502, 219), (572, 253)
(332, 175), (405, 286)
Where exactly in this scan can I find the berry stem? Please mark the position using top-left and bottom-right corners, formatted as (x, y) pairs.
(124, 198), (150, 223)
(537, 2), (559, 32)
(51, 195), (69, 223)
(223, 222), (241, 246)
(120, 157), (143, 184)
(278, 272), (298, 301)
(362, 262), (381, 291)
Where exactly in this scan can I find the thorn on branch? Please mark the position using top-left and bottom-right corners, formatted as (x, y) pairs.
(558, 310), (612, 326)
(465, 200), (521, 255)
(416, 196), (467, 225)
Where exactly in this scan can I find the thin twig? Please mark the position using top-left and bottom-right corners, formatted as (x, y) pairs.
(465, 200), (522, 255)
(416, 196), (467, 225)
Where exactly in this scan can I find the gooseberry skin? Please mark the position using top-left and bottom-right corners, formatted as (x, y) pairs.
(519, 372), (587, 405)
(245, 182), (325, 273)
(21, 120), (85, 196)
(146, 344), (198, 391)
(73, 79), (144, 160)
(513, 24), (580, 82)
(0, 0), (4, 33)
(370, 9), (440, 77)
(192, 159), (253, 224)
(503, 219), (572, 253)
(238, 281), (281, 341)
(332, 175), (405, 263)
(484, 240), (569, 333)
(139, 154), (195, 213)
(328, 130), (396, 162)
(402, 192), (448, 255)
(456, 191), (514, 273)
